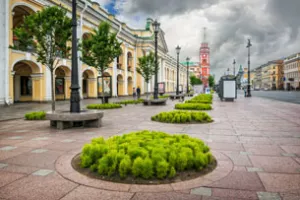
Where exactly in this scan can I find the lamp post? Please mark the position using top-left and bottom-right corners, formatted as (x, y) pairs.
(176, 45), (181, 95)
(153, 20), (160, 99)
(70, 0), (80, 112)
(233, 59), (236, 76)
(186, 57), (190, 94)
(246, 39), (252, 97)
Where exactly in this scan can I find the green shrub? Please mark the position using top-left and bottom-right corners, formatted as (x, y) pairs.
(141, 157), (154, 179)
(156, 160), (169, 179)
(168, 167), (176, 178)
(80, 130), (213, 180)
(132, 157), (144, 177)
(115, 99), (144, 105)
(87, 103), (122, 109)
(185, 100), (212, 104)
(119, 156), (132, 179)
(151, 110), (212, 124)
(186, 94), (213, 104)
(24, 111), (46, 120)
(175, 103), (212, 110)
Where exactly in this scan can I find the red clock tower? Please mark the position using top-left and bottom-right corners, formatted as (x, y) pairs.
(200, 28), (210, 86)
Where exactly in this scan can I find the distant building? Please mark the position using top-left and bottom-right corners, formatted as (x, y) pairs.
(261, 60), (284, 90)
(284, 53), (300, 90)
(253, 66), (262, 89)
(199, 28), (210, 86)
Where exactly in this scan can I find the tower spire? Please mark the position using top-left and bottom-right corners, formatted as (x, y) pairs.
(203, 27), (207, 43)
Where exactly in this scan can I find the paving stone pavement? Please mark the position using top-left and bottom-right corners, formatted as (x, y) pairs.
(0, 95), (300, 200)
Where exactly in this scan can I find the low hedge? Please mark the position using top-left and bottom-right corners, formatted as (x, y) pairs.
(185, 100), (212, 104)
(24, 111), (46, 120)
(175, 103), (212, 110)
(115, 99), (143, 105)
(189, 94), (213, 103)
(80, 130), (214, 180)
(87, 103), (122, 109)
(151, 110), (212, 123)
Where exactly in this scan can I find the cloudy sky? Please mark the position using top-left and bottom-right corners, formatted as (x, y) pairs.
(94, 0), (300, 80)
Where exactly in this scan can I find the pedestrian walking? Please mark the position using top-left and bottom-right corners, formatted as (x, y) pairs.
(136, 86), (141, 99)
(244, 87), (247, 97)
(133, 87), (137, 100)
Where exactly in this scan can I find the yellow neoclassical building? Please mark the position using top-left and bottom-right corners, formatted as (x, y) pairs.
(0, 0), (187, 105)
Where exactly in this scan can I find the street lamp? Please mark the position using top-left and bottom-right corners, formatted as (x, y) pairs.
(246, 39), (252, 97)
(186, 57), (190, 94)
(153, 20), (160, 99)
(70, 0), (80, 112)
(233, 59), (236, 76)
(176, 45), (181, 95)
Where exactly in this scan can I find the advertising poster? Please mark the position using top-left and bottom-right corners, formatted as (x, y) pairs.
(98, 76), (112, 97)
(158, 82), (165, 94)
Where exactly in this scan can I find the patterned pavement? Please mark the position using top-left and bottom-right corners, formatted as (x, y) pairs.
(0, 95), (300, 200)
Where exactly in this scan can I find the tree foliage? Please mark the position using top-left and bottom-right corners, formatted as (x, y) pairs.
(81, 22), (122, 72)
(10, 6), (72, 111)
(136, 52), (156, 84)
(190, 75), (202, 86)
(208, 75), (215, 88)
(81, 21), (122, 103)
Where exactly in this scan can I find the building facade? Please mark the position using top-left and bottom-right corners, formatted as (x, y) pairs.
(0, 0), (187, 105)
(284, 53), (300, 90)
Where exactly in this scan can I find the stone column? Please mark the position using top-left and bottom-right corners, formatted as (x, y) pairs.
(112, 58), (117, 97)
(134, 48), (137, 87)
(124, 44), (128, 95)
(45, 68), (52, 101)
(0, 1), (9, 105)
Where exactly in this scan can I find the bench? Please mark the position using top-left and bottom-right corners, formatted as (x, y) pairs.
(46, 110), (104, 130)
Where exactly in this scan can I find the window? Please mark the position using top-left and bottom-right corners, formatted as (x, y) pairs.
(55, 78), (64, 94)
(20, 76), (32, 95)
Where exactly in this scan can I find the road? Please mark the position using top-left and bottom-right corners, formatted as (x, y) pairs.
(238, 90), (300, 104)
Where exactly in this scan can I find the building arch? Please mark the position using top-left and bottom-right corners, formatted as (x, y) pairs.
(12, 4), (36, 50)
(12, 60), (41, 102)
(128, 76), (133, 95)
(82, 69), (96, 98)
(55, 66), (71, 100)
(117, 74), (124, 96)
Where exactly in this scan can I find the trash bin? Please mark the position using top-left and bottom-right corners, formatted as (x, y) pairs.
(101, 96), (109, 104)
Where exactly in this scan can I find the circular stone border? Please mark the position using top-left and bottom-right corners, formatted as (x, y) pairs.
(55, 150), (234, 193)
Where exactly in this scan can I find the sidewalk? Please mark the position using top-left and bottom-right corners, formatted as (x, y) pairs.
(0, 95), (299, 199)
(0, 96), (142, 121)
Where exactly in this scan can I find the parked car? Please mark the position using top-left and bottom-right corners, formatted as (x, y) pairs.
(254, 87), (260, 91)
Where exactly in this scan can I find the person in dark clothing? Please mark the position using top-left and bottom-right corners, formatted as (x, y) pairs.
(133, 87), (137, 100)
(136, 86), (141, 99)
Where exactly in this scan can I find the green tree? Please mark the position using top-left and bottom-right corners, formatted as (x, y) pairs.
(136, 52), (156, 99)
(208, 75), (215, 88)
(10, 6), (72, 111)
(81, 22), (122, 104)
(190, 75), (202, 86)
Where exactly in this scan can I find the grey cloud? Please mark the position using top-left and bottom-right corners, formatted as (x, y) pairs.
(117, 0), (300, 80)
(126, 0), (219, 16)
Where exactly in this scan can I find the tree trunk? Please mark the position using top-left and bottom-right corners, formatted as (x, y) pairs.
(101, 68), (105, 104)
(146, 81), (149, 100)
(51, 70), (55, 111)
